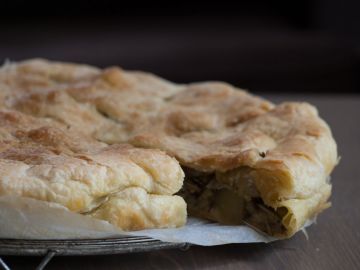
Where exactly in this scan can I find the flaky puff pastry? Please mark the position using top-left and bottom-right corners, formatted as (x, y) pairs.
(0, 59), (338, 237)
(0, 110), (186, 231)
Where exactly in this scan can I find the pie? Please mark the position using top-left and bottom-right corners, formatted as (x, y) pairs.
(0, 59), (338, 237)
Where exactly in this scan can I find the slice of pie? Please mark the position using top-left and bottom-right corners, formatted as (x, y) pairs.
(0, 109), (186, 231)
(0, 59), (338, 237)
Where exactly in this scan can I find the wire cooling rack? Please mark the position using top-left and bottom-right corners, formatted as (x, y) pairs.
(0, 237), (190, 270)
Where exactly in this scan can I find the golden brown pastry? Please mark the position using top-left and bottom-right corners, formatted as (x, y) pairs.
(0, 109), (186, 231)
(0, 59), (338, 237)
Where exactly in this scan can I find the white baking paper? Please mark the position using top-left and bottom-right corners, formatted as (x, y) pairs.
(0, 196), (281, 245)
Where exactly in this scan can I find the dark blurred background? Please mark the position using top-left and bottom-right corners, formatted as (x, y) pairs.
(1, 1), (359, 93)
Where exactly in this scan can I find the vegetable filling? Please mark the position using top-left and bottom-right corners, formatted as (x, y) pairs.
(180, 166), (287, 236)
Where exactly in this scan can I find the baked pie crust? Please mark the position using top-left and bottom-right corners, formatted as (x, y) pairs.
(0, 109), (186, 231)
(0, 59), (338, 237)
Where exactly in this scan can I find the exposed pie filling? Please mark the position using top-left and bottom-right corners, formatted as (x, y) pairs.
(180, 166), (287, 236)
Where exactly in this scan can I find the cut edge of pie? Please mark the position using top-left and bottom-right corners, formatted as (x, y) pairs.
(131, 102), (338, 237)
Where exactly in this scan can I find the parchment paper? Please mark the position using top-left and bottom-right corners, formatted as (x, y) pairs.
(0, 196), (286, 246)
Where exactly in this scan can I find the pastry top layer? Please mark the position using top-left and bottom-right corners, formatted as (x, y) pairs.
(0, 109), (184, 213)
(0, 59), (338, 206)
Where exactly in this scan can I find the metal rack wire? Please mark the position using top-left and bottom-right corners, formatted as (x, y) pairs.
(0, 237), (190, 269)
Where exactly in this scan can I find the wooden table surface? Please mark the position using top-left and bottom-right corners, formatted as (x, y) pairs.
(2, 95), (359, 270)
